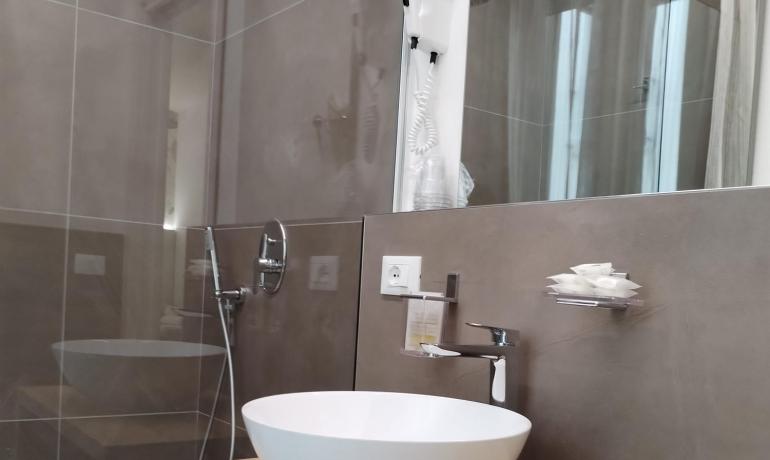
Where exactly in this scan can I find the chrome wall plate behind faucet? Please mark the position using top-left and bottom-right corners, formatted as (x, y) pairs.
(255, 219), (287, 295)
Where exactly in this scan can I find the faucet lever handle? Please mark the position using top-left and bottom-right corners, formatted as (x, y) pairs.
(466, 322), (519, 346)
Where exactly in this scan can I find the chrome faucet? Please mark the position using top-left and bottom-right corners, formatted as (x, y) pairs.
(421, 322), (520, 411)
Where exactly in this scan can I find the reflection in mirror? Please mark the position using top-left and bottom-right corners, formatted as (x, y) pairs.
(216, 1), (402, 224)
(0, 0), (223, 454)
(0, 214), (230, 459)
(455, 0), (766, 206)
(0, 210), (220, 459)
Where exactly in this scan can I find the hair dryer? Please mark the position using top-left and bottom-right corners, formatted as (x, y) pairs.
(403, 0), (457, 56)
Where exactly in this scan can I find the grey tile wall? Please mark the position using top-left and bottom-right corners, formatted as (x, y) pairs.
(197, 220), (364, 459)
(222, 0), (301, 39)
(465, 0), (552, 124)
(542, 110), (649, 199)
(357, 186), (770, 460)
(61, 219), (206, 417)
(683, 0), (720, 103)
(214, 0), (403, 225)
(204, 42), (224, 227)
(78, 0), (224, 42)
(461, 108), (543, 205)
(463, 0), (553, 206)
(70, 9), (214, 226)
(0, 419), (59, 460)
(0, 213), (210, 458)
(567, 0), (666, 121)
(0, 211), (67, 421)
(195, 416), (253, 460)
(57, 413), (202, 460)
(0, 6), (73, 458)
(0, 0), (75, 214)
(0, 0), (220, 458)
(677, 99), (713, 191)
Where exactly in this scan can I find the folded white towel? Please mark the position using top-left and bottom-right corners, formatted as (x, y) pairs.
(570, 263), (614, 277)
(585, 275), (641, 291)
(547, 263), (641, 299)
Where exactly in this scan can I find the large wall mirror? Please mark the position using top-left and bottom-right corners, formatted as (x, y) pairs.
(397, 0), (769, 210)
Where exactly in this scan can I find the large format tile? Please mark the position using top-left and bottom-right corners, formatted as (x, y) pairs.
(198, 221), (362, 429)
(541, 100), (713, 199)
(196, 416), (254, 460)
(0, 210), (67, 421)
(223, 0), (303, 39)
(465, 0), (553, 124)
(462, 108), (510, 206)
(565, 0), (717, 118)
(215, 0), (402, 224)
(541, 109), (649, 199)
(70, 11), (213, 225)
(572, 110), (649, 197)
(676, 99), (713, 191)
(461, 108), (542, 206)
(543, 0), (669, 122)
(14, 386), (204, 459)
(0, 419), (59, 460)
(682, 0), (719, 103)
(0, 0), (75, 213)
(61, 218), (206, 417)
(58, 412), (200, 460)
(357, 186), (770, 460)
(582, 0), (669, 120)
(78, 0), (224, 42)
(464, 0), (511, 118)
(203, 43), (224, 227)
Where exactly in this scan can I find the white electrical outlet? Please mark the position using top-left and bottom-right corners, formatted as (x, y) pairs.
(380, 256), (421, 295)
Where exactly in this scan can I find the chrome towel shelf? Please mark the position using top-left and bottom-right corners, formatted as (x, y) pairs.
(544, 291), (643, 310)
(397, 273), (459, 304)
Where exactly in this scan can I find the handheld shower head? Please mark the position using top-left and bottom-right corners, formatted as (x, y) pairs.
(204, 227), (222, 292)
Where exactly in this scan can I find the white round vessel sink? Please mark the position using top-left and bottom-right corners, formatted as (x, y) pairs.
(242, 391), (531, 460)
(53, 340), (225, 411)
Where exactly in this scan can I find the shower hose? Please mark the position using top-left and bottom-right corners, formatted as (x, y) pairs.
(200, 227), (236, 460)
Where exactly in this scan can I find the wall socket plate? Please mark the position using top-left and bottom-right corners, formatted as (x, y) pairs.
(73, 253), (106, 276)
(308, 256), (339, 292)
(380, 256), (422, 295)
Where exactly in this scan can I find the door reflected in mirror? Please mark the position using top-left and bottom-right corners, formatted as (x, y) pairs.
(452, 0), (765, 206)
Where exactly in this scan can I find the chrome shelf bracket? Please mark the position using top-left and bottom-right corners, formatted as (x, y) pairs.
(397, 273), (459, 304)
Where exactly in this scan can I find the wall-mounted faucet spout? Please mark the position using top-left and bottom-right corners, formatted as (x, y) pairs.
(421, 322), (520, 411)
(215, 287), (249, 304)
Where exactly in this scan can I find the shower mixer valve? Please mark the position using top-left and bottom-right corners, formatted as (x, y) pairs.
(254, 219), (288, 295)
(256, 237), (284, 274)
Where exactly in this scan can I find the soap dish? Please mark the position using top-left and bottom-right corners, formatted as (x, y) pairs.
(544, 290), (643, 310)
